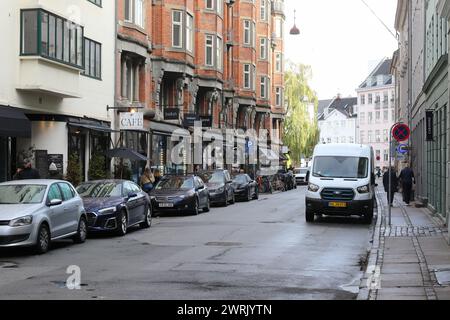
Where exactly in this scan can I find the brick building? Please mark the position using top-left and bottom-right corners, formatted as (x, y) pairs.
(115, 0), (286, 177)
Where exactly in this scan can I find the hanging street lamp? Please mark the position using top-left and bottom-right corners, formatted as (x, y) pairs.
(290, 9), (300, 35)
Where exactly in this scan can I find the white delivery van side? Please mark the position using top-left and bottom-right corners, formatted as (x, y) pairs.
(305, 144), (376, 224)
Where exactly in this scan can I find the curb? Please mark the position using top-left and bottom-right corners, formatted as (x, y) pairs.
(357, 189), (384, 300)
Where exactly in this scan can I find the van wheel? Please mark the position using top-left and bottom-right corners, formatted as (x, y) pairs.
(305, 209), (315, 223)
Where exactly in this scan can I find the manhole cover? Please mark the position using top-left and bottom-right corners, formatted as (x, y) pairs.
(433, 269), (450, 286)
(205, 242), (242, 247)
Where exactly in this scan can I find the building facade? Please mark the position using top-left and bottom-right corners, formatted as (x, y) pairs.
(0, 0), (115, 182)
(356, 58), (396, 170)
(394, 0), (449, 225)
(317, 96), (358, 145)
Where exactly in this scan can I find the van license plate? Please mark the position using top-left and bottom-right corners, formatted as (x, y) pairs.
(329, 202), (347, 208)
(159, 203), (174, 208)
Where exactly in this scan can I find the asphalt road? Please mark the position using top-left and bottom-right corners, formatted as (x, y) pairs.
(0, 186), (371, 300)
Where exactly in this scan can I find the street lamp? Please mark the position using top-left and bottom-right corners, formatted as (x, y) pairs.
(290, 10), (300, 35)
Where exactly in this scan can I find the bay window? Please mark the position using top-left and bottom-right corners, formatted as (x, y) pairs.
(125, 0), (145, 28)
(205, 35), (214, 66)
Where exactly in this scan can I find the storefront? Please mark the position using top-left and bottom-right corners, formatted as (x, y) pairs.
(0, 105), (31, 182)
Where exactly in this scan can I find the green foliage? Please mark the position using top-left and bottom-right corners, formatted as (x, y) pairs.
(65, 154), (82, 187)
(113, 160), (132, 181)
(284, 62), (320, 164)
(88, 153), (107, 181)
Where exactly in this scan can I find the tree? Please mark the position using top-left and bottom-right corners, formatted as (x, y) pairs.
(88, 153), (107, 181)
(283, 62), (320, 165)
(65, 154), (83, 187)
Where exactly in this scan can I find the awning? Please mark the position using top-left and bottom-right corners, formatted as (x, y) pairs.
(106, 148), (148, 161)
(150, 121), (190, 137)
(67, 119), (115, 133)
(0, 105), (31, 138)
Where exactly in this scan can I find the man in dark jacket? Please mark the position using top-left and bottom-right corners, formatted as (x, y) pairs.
(14, 160), (40, 180)
(383, 167), (398, 207)
(399, 163), (415, 206)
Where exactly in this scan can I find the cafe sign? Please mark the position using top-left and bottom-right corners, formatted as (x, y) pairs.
(120, 112), (144, 131)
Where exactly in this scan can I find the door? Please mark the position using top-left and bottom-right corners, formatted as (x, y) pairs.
(123, 182), (140, 225)
(130, 182), (147, 222)
(47, 183), (66, 238)
(58, 182), (80, 235)
(224, 171), (233, 201)
(196, 177), (208, 207)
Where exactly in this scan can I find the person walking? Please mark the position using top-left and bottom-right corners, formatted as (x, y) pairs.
(140, 167), (155, 193)
(153, 169), (162, 186)
(399, 163), (415, 206)
(14, 159), (40, 180)
(383, 167), (398, 207)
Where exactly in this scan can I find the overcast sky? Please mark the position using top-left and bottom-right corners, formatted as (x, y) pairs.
(284, 0), (398, 100)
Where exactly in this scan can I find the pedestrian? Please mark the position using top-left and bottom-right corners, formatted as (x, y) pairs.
(48, 162), (63, 180)
(14, 159), (40, 180)
(399, 163), (415, 206)
(140, 167), (155, 193)
(383, 167), (398, 207)
(12, 166), (23, 180)
(153, 169), (162, 185)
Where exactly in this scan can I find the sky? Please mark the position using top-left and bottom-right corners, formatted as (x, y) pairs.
(284, 0), (398, 100)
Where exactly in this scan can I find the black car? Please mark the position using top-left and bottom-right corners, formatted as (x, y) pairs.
(76, 180), (152, 236)
(198, 170), (235, 207)
(232, 174), (259, 201)
(150, 175), (210, 215)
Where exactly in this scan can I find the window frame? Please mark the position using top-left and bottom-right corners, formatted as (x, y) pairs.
(82, 37), (102, 80)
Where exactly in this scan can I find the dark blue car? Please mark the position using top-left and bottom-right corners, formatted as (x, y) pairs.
(76, 180), (152, 236)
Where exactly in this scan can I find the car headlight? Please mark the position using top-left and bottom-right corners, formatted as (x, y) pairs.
(9, 215), (33, 227)
(308, 183), (320, 193)
(98, 207), (117, 215)
(357, 185), (370, 194)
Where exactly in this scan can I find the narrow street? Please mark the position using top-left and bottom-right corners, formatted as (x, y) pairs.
(0, 187), (370, 300)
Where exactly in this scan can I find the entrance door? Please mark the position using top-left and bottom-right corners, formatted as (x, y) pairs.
(69, 131), (86, 182)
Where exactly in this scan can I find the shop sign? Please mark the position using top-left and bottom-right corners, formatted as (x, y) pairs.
(164, 108), (180, 121)
(200, 116), (213, 128)
(120, 112), (144, 131)
(48, 154), (64, 174)
(34, 150), (48, 179)
(426, 110), (434, 141)
(183, 113), (200, 127)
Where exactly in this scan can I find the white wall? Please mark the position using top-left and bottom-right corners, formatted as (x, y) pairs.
(318, 109), (357, 144)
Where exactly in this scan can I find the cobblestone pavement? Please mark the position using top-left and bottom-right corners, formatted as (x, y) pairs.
(358, 183), (450, 300)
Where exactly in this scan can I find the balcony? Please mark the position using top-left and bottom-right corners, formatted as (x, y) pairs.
(17, 9), (84, 98)
(272, 1), (285, 16)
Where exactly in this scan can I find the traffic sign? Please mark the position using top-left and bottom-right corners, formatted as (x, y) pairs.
(392, 123), (410, 142)
(397, 144), (408, 155)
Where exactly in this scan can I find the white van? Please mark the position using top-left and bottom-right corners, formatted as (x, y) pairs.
(305, 144), (376, 224)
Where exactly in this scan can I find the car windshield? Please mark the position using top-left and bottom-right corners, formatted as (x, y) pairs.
(233, 175), (248, 184)
(313, 156), (368, 179)
(0, 185), (47, 204)
(156, 177), (194, 190)
(199, 172), (224, 184)
(76, 182), (122, 198)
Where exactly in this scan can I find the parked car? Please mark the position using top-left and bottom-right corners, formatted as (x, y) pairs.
(150, 175), (210, 216)
(0, 180), (87, 254)
(294, 167), (310, 185)
(76, 180), (152, 236)
(232, 174), (259, 201)
(198, 170), (235, 206)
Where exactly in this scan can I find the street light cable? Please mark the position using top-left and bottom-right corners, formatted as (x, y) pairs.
(360, 0), (398, 41)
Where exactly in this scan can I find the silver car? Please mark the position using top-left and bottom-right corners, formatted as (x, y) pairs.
(0, 180), (87, 254)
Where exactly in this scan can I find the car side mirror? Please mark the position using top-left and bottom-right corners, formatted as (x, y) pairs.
(48, 199), (63, 207)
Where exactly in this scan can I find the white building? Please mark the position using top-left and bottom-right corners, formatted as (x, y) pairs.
(317, 96), (358, 145)
(0, 0), (115, 182)
(356, 58), (396, 170)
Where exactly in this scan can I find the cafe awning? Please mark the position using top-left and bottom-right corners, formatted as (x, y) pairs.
(67, 118), (115, 133)
(0, 105), (31, 138)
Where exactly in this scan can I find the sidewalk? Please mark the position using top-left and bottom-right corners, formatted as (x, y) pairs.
(358, 186), (450, 300)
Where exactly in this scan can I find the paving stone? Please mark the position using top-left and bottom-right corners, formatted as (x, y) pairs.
(380, 273), (423, 288)
(382, 263), (421, 274)
(434, 287), (450, 300)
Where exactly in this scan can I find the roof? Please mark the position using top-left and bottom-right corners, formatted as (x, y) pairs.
(359, 58), (393, 89)
(317, 99), (333, 117)
(317, 97), (357, 120)
(313, 143), (372, 158)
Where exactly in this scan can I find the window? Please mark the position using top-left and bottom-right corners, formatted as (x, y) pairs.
(186, 14), (194, 52)
(384, 149), (389, 162)
(368, 112), (373, 124)
(205, 35), (214, 66)
(83, 38), (101, 79)
(244, 64), (251, 89)
(360, 131), (365, 143)
(217, 0), (223, 15)
(261, 0), (268, 20)
(217, 36), (223, 70)
(375, 111), (381, 122)
(260, 38), (268, 60)
(360, 94), (366, 105)
(375, 130), (381, 143)
(47, 184), (62, 202)
(383, 129), (389, 142)
(121, 56), (142, 102)
(260, 76), (268, 99)
(275, 18), (283, 38)
(206, 0), (214, 9)
(244, 20), (251, 45)
(368, 130), (373, 143)
(172, 10), (183, 48)
(21, 9), (84, 69)
(360, 112), (365, 124)
(275, 53), (282, 72)
(276, 87), (283, 106)
(125, 0), (144, 28)
(368, 94), (373, 104)
(58, 183), (75, 201)
(349, 136), (354, 144)
(383, 110), (388, 121)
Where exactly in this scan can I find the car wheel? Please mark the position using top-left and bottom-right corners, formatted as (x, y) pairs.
(223, 192), (229, 207)
(140, 206), (152, 229)
(34, 223), (50, 254)
(203, 197), (210, 213)
(246, 188), (252, 202)
(116, 210), (128, 236)
(73, 217), (87, 244)
(305, 209), (315, 223)
(191, 198), (200, 216)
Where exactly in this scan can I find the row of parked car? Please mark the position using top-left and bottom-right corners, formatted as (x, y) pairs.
(0, 170), (260, 254)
